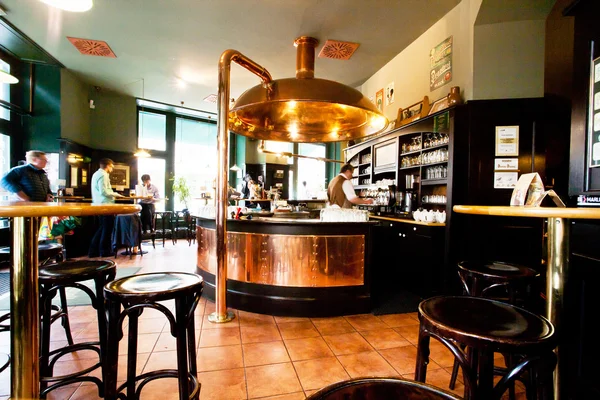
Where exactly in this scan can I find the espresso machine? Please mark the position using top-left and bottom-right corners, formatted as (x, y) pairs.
(400, 175), (418, 214)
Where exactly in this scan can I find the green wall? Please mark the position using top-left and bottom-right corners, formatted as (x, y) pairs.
(23, 64), (61, 153)
(89, 89), (137, 151)
(60, 69), (91, 146)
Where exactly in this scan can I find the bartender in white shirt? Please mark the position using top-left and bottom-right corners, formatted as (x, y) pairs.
(327, 164), (374, 208)
(139, 174), (160, 233)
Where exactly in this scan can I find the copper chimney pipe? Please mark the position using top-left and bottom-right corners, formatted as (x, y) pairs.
(295, 36), (318, 79)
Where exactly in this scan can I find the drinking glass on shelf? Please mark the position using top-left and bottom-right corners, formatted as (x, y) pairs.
(424, 133), (431, 148)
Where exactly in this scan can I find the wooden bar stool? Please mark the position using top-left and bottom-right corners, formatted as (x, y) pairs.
(39, 259), (117, 398)
(0, 243), (70, 338)
(415, 296), (556, 400)
(103, 272), (203, 400)
(306, 376), (462, 399)
(457, 260), (540, 307)
(450, 260), (541, 395)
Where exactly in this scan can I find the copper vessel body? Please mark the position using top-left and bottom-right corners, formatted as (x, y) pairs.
(197, 227), (365, 287)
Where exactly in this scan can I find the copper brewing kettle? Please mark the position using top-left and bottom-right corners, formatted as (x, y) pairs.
(228, 37), (388, 143)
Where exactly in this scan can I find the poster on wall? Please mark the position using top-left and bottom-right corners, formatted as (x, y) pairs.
(375, 89), (384, 112)
(430, 36), (453, 91)
(385, 82), (394, 106)
(109, 164), (130, 188)
(589, 56), (600, 167)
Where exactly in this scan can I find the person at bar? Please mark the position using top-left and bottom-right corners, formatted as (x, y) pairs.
(139, 174), (159, 233)
(1, 150), (53, 202)
(88, 158), (125, 257)
(327, 163), (373, 208)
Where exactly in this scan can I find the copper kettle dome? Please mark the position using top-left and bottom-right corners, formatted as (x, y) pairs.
(228, 36), (388, 143)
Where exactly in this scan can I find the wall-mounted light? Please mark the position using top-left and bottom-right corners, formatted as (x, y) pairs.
(257, 140), (343, 164)
(66, 153), (83, 164)
(39, 0), (93, 12)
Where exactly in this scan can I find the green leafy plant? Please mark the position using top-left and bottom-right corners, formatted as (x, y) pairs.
(172, 176), (191, 210)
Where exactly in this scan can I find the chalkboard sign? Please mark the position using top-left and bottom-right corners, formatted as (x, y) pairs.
(109, 164), (130, 188)
(589, 56), (600, 167)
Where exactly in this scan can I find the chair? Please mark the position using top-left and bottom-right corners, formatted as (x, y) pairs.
(175, 211), (195, 246)
(305, 377), (462, 400)
(39, 259), (117, 398)
(415, 296), (557, 400)
(103, 272), (203, 400)
(154, 211), (177, 247)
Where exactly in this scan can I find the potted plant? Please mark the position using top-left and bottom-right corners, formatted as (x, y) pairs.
(171, 176), (191, 211)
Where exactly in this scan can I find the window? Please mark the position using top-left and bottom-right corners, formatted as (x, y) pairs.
(138, 111), (166, 151)
(0, 134), (9, 201)
(45, 153), (59, 193)
(297, 143), (326, 199)
(174, 117), (217, 211)
(0, 60), (10, 121)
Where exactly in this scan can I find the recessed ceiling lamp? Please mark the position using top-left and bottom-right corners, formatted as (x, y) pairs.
(134, 149), (150, 158)
(0, 69), (18, 84)
(39, 0), (93, 12)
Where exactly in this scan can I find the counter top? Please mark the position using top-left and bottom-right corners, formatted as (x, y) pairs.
(454, 205), (600, 219)
(369, 215), (446, 227)
(196, 216), (377, 225)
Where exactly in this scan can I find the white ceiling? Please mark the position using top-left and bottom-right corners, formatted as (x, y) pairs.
(0, 0), (461, 113)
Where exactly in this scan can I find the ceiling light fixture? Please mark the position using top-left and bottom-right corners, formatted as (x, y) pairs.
(39, 0), (93, 12)
(229, 164), (241, 172)
(0, 70), (18, 84)
(134, 149), (150, 158)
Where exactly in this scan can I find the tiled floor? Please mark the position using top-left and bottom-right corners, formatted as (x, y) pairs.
(0, 241), (522, 399)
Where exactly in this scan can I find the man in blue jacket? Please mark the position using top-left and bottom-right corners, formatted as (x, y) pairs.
(1, 150), (53, 202)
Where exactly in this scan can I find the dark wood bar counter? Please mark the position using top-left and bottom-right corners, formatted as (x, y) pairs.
(195, 217), (376, 317)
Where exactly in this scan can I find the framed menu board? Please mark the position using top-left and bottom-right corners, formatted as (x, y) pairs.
(588, 56), (600, 167)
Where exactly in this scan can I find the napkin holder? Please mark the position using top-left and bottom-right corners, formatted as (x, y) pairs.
(510, 173), (565, 207)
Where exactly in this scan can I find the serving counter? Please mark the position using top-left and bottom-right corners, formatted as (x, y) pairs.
(195, 217), (376, 316)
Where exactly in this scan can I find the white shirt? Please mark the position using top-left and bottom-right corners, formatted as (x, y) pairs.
(340, 174), (358, 202)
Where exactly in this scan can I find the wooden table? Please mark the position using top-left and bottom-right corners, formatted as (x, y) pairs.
(453, 205), (600, 400)
(0, 201), (141, 399)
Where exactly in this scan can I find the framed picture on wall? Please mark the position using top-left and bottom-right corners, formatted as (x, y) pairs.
(109, 163), (130, 188)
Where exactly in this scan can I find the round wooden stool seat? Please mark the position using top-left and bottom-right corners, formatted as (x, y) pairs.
(305, 377), (462, 400)
(39, 259), (115, 281)
(416, 296), (557, 399)
(0, 242), (63, 264)
(104, 271), (202, 301)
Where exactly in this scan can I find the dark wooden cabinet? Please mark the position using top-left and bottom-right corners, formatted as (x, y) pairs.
(372, 221), (445, 297)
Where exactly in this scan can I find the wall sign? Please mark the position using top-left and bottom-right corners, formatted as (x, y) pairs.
(494, 172), (518, 189)
(495, 126), (519, 156)
(494, 158), (519, 171)
(430, 36), (453, 91)
(375, 89), (384, 112)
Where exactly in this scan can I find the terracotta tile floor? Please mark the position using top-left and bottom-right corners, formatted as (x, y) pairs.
(0, 241), (524, 399)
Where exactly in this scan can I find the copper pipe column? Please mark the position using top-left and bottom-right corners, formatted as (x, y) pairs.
(11, 216), (40, 398)
(546, 217), (568, 400)
(209, 50), (272, 323)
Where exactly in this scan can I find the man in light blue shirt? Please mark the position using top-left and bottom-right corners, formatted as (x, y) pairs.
(89, 158), (125, 257)
(91, 158), (123, 204)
